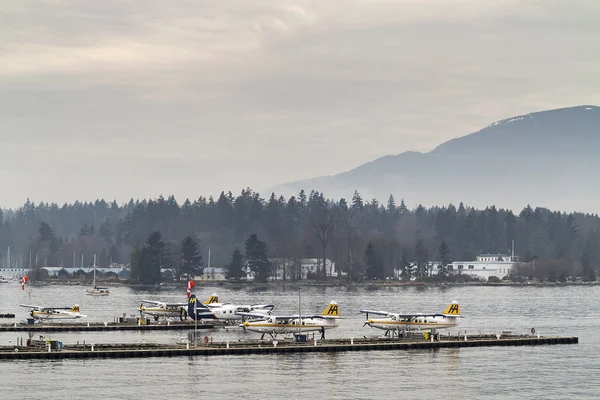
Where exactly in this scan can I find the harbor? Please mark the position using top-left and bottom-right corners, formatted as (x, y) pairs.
(0, 334), (579, 360)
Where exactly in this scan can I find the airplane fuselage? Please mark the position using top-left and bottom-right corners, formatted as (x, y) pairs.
(243, 317), (339, 335)
(31, 311), (86, 320)
(367, 315), (458, 332)
(140, 306), (185, 319)
(209, 304), (271, 321)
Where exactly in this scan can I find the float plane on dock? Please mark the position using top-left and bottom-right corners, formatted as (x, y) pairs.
(19, 304), (87, 320)
(202, 293), (274, 323)
(139, 300), (189, 321)
(237, 301), (341, 339)
(360, 301), (461, 337)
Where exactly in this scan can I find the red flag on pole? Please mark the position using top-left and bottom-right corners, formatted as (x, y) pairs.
(187, 280), (196, 299)
(21, 275), (29, 290)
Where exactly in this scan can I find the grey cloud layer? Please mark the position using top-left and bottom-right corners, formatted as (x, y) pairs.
(1, 0), (599, 207)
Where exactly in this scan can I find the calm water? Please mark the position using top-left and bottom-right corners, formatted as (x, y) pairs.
(0, 283), (597, 399)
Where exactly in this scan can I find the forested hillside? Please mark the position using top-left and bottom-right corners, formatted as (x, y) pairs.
(1, 188), (599, 281)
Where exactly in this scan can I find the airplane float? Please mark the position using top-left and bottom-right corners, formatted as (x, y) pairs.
(139, 300), (189, 321)
(202, 293), (274, 323)
(236, 301), (341, 339)
(360, 300), (461, 337)
(19, 304), (87, 320)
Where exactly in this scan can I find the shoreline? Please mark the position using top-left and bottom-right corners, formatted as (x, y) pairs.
(17, 280), (600, 289)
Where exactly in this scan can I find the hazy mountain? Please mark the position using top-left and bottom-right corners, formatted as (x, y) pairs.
(269, 105), (600, 212)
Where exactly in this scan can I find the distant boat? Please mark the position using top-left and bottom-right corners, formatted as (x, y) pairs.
(0, 276), (9, 284)
(86, 254), (109, 296)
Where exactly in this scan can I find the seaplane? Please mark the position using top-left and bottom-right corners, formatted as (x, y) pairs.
(139, 299), (189, 321)
(360, 300), (461, 337)
(19, 304), (87, 320)
(187, 294), (218, 320)
(236, 301), (341, 339)
(202, 293), (274, 323)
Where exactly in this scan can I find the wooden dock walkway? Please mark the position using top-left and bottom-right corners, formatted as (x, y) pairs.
(0, 335), (578, 360)
(0, 321), (215, 333)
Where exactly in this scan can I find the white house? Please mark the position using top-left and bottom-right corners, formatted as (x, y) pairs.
(196, 267), (227, 281)
(443, 253), (520, 280)
(392, 253), (521, 281)
(262, 258), (337, 280)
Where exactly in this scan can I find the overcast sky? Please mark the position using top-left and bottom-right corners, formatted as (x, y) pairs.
(1, 0), (599, 208)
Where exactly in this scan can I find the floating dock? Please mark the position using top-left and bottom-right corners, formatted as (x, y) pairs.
(0, 321), (215, 333)
(0, 335), (578, 360)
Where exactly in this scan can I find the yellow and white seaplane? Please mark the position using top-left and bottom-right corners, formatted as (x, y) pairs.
(139, 299), (188, 321)
(202, 293), (274, 323)
(19, 304), (87, 320)
(236, 301), (341, 339)
(360, 301), (461, 337)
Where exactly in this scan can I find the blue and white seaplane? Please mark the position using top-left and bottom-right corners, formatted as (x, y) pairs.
(186, 294), (218, 320)
(360, 301), (461, 337)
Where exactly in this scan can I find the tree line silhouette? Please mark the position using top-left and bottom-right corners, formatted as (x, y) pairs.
(1, 188), (598, 282)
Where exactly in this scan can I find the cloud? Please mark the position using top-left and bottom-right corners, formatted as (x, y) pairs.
(1, 0), (599, 207)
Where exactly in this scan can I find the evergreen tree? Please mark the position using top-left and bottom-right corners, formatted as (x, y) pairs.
(399, 246), (412, 281)
(580, 253), (596, 281)
(129, 245), (144, 282)
(225, 248), (246, 280)
(398, 199), (408, 214)
(364, 240), (383, 280)
(413, 238), (429, 278)
(298, 190), (307, 208)
(98, 219), (113, 244)
(180, 235), (204, 280)
(245, 233), (272, 282)
(142, 231), (165, 284)
(351, 190), (364, 210)
(437, 240), (451, 277)
(386, 195), (396, 212)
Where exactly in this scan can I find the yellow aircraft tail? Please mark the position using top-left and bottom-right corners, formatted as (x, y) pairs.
(443, 301), (460, 316)
(71, 305), (80, 313)
(322, 301), (340, 317)
(204, 294), (219, 305)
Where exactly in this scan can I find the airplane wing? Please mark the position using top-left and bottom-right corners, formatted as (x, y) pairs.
(359, 309), (392, 317)
(235, 312), (272, 319)
(396, 313), (447, 318)
(140, 300), (163, 306)
(164, 303), (187, 307)
(19, 304), (42, 310)
(251, 304), (275, 310)
(271, 314), (336, 320)
(302, 314), (341, 319)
